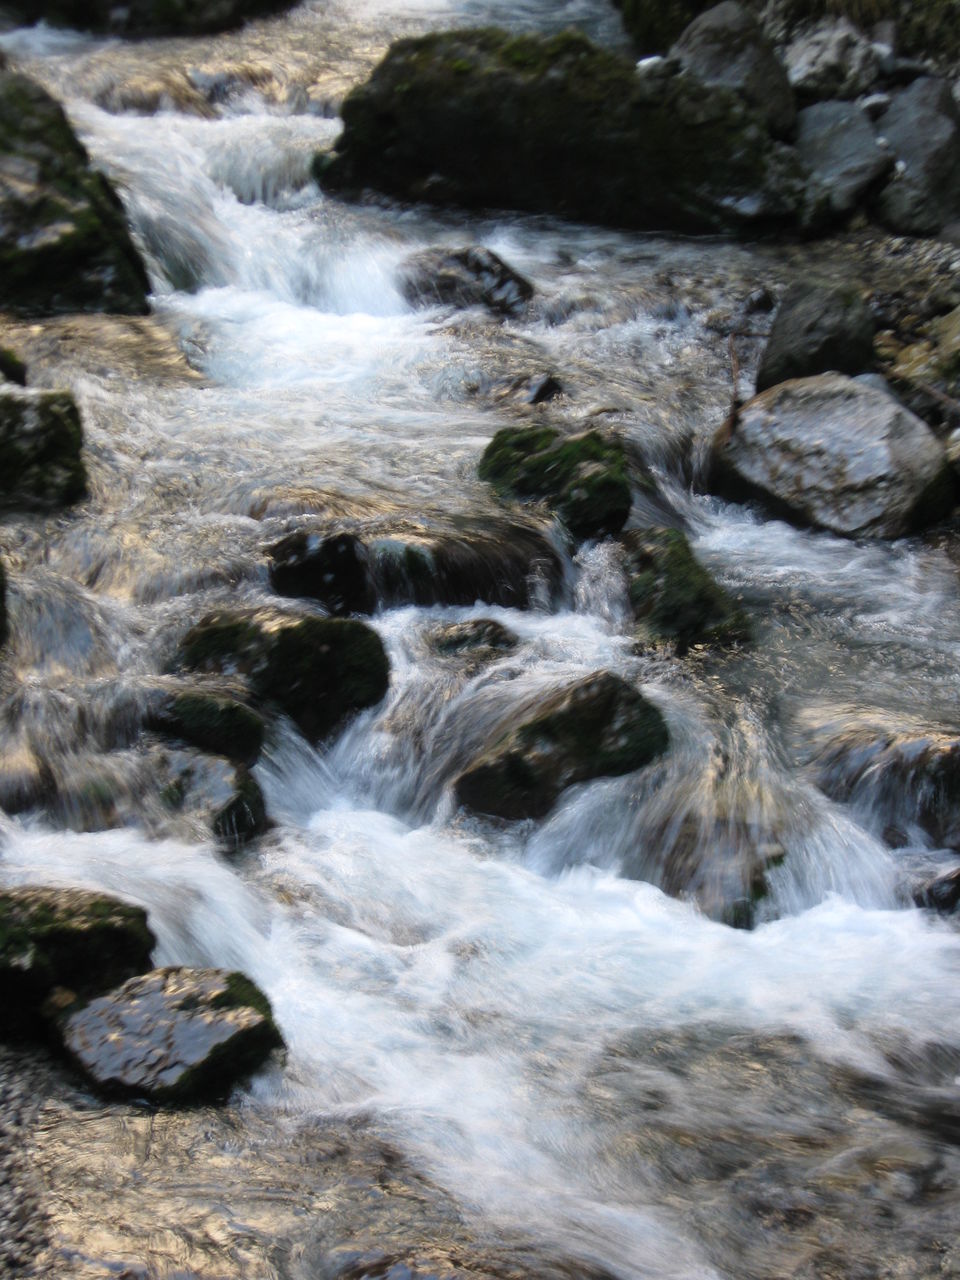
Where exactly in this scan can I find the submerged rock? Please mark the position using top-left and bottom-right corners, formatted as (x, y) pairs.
(755, 280), (875, 392)
(479, 426), (633, 541)
(0, 387), (87, 509)
(620, 527), (750, 652)
(875, 78), (960, 236)
(320, 29), (815, 236)
(0, 71), (150, 316)
(708, 374), (954, 538)
(795, 101), (892, 219)
(670, 3), (796, 140)
(176, 609), (389, 745)
(4, 0), (297, 37)
(399, 246), (534, 316)
(62, 967), (283, 1103)
(147, 691), (265, 768)
(0, 887), (155, 1034)
(454, 672), (669, 820)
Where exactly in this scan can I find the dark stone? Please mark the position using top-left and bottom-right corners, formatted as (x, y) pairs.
(913, 867), (960, 913)
(156, 748), (269, 852)
(755, 281), (875, 392)
(0, 887), (155, 1035)
(875, 78), (960, 236)
(709, 374), (954, 539)
(613, 0), (718, 53)
(320, 29), (817, 237)
(147, 692), (265, 767)
(479, 426), (634, 542)
(454, 671), (669, 820)
(795, 101), (892, 219)
(210, 767), (268, 852)
(0, 387), (87, 509)
(620, 527), (750, 653)
(176, 610), (390, 746)
(62, 967), (283, 1103)
(269, 532), (375, 616)
(399, 246), (534, 316)
(430, 619), (519, 656)
(526, 374), (563, 404)
(0, 348), (27, 386)
(3, 0), (297, 37)
(0, 71), (150, 316)
(670, 2), (796, 140)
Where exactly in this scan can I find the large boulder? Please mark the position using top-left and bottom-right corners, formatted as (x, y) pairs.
(453, 671), (669, 820)
(708, 374), (954, 538)
(479, 426), (634, 541)
(755, 280), (875, 392)
(319, 29), (816, 236)
(0, 71), (150, 316)
(399, 246), (534, 316)
(670, 3), (796, 140)
(2, 0), (296, 37)
(874, 78), (960, 236)
(62, 967), (283, 1103)
(175, 609), (389, 745)
(620, 527), (750, 652)
(783, 18), (882, 102)
(795, 101), (892, 219)
(0, 886), (155, 1034)
(0, 387), (87, 509)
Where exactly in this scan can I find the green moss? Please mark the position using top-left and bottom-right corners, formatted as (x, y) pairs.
(153, 692), (264, 766)
(176, 615), (263, 675)
(215, 971), (276, 1022)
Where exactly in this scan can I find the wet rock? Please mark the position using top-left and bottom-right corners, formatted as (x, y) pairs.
(613, 0), (716, 53)
(156, 748), (268, 852)
(875, 78), (960, 236)
(0, 348), (27, 386)
(454, 671), (669, 820)
(4, 0), (297, 37)
(320, 29), (816, 236)
(147, 691), (265, 768)
(0, 886), (155, 1034)
(670, 3), (796, 140)
(795, 101), (892, 219)
(479, 426), (634, 542)
(620, 527), (750, 652)
(913, 866), (960, 912)
(526, 373), (563, 405)
(430, 619), (519, 657)
(176, 609), (389, 746)
(62, 967), (283, 1104)
(269, 531), (375, 616)
(709, 374), (953, 538)
(399, 247), (534, 317)
(0, 387), (87, 509)
(784, 18), (882, 101)
(0, 70), (150, 316)
(755, 280), (875, 392)
(0, 558), (6, 650)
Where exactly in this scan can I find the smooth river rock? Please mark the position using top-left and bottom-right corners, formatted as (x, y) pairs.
(709, 374), (954, 538)
(63, 966), (283, 1103)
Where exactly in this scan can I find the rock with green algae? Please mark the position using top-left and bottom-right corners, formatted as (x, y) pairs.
(2, 0), (296, 37)
(319, 28), (818, 236)
(175, 608), (389, 746)
(479, 426), (635, 541)
(454, 671), (669, 820)
(62, 966), (283, 1104)
(0, 70), (150, 316)
(0, 886), (155, 1033)
(0, 387), (87, 509)
(621, 527), (750, 652)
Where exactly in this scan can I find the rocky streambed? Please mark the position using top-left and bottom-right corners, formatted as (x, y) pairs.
(2, 0), (960, 1277)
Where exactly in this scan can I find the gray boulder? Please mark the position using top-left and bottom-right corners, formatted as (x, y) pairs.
(875, 78), (960, 236)
(0, 387), (87, 509)
(63, 967), (283, 1103)
(709, 373), (954, 538)
(399, 246), (534, 316)
(796, 101), (892, 218)
(670, 2), (796, 139)
(755, 280), (875, 392)
(784, 18), (882, 101)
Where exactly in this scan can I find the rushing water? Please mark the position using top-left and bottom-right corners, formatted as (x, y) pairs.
(2, 2), (960, 1277)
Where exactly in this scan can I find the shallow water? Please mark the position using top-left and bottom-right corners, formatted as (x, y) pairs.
(2, 1), (960, 1276)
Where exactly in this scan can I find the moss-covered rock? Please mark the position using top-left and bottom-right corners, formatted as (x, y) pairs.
(0, 348), (27, 387)
(614, 0), (719, 52)
(3, 0), (296, 37)
(0, 387), (87, 509)
(148, 691), (265, 767)
(0, 70), (150, 316)
(454, 671), (669, 820)
(621, 527), (750, 652)
(62, 966), (283, 1104)
(320, 28), (816, 236)
(479, 426), (634, 541)
(175, 609), (389, 746)
(0, 886), (155, 1035)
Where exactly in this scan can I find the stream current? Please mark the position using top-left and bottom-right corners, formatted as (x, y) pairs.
(1, 2), (960, 1277)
